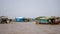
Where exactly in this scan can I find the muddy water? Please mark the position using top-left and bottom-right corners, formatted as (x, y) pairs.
(0, 22), (60, 34)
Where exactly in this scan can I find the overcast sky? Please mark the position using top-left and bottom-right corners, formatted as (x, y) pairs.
(0, 0), (60, 18)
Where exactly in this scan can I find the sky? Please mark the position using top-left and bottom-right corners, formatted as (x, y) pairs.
(0, 0), (60, 18)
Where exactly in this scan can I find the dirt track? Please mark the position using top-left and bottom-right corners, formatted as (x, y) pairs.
(0, 22), (60, 34)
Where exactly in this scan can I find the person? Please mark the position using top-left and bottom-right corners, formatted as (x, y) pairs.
(50, 16), (56, 24)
